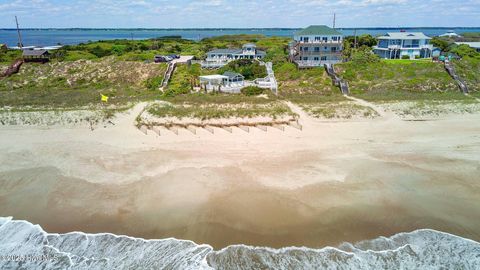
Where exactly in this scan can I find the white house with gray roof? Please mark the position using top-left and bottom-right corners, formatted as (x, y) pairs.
(200, 44), (266, 68)
(373, 32), (433, 59)
(289, 25), (344, 68)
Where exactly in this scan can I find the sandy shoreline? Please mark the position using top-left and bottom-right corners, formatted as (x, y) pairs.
(0, 103), (480, 249)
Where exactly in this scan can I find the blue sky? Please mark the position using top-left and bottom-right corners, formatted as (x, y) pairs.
(0, 0), (479, 28)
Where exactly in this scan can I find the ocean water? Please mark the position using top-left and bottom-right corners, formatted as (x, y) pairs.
(1, 28), (480, 47)
(1, 217), (479, 269)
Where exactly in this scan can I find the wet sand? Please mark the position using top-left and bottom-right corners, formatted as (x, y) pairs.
(0, 106), (479, 249)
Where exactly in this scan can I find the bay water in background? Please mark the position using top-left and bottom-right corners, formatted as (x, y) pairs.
(1, 27), (480, 47)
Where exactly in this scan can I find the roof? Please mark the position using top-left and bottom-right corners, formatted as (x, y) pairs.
(455, 42), (480, 49)
(223, 72), (244, 79)
(439, 32), (461, 37)
(378, 32), (431, 40)
(22, 49), (49, 56)
(295, 25), (342, 36)
(199, 75), (228, 80)
(256, 50), (266, 56)
(207, 48), (242, 54)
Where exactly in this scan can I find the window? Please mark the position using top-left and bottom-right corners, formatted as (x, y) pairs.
(314, 57), (319, 61)
(314, 47), (320, 52)
(303, 47), (309, 51)
(321, 56), (327, 61)
(315, 37), (321, 41)
(304, 37), (309, 42)
(303, 57), (309, 60)
(331, 47), (337, 52)
(322, 37), (328, 42)
(332, 36), (338, 41)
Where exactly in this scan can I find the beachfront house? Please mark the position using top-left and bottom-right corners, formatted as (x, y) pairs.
(373, 32), (433, 59)
(199, 72), (245, 93)
(289, 25), (343, 68)
(22, 49), (50, 63)
(200, 44), (266, 68)
(455, 42), (480, 52)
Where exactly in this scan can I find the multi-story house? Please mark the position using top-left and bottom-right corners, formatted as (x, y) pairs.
(373, 32), (434, 59)
(199, 43), (266, 68)
(289, 25), (343, 68)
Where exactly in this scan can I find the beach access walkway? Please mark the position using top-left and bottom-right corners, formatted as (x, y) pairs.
(444, 60), (469, 94)
(324, 64), (349, 95)
(160, 56), (194, 90)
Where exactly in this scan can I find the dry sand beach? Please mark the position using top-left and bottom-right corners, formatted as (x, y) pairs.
(0, 103), (479, 250)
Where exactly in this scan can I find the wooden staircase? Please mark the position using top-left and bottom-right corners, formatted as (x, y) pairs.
(160, 62), (176, 90)
(0, 59), (24, 79)
(444, 60), (469, 94)
(324, 64), (349, 95)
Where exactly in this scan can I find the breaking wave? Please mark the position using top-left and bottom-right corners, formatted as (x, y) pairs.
(1, 217), (479, 269)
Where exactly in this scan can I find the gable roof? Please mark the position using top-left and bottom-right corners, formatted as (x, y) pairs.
(295, 25), (342, 36)
(22, 49), (49, 56)
(378, 32), (431, 40)
(208, 48), (242, 54)
(223, 71), (244, 79)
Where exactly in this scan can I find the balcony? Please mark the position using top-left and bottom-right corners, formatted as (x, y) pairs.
(296, 40), (343, 45)
(296, 51), (342, 56)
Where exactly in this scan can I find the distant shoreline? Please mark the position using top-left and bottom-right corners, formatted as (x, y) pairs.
(1, 27), (480, 31)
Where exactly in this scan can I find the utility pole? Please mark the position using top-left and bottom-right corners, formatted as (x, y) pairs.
(354, 29), (357, 49)
(333, 13), (336, 29)
(15, 16), (23, 49)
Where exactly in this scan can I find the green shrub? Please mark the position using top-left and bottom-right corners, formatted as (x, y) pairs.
(241, 86), (264, 96)
(219, 59), (267, 80)
(89, 45), (111, 58)
(415, 55), (420, 59)
(350, 47), (380, 65)
(145, 76), (163, 90)
(402, 55), (411, 59)
(450, 44), (480, 59)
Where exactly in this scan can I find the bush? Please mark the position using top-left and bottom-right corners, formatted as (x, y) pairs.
(450, 44), (480, 59)
(219, 59), (267, 80)
(89, 45), (111, 58)
(350, 47), (380, 65)
(415, 55), (420, 59)
(402, 55), (411, 59)
(111, 45), (127, 55)
(241, 86), (264, 96)
(145, 77), (163, 90)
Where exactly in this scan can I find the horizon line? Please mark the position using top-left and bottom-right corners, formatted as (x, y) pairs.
(1, 26), (480, 31)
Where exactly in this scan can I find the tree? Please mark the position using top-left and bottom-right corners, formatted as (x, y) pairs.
(430, 37), (451, 52)
(344, 34), (378, 49)
(450, 44), (479, 58)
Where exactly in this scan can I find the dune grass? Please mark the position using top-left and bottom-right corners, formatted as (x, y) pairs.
(336, 59), (466, 101)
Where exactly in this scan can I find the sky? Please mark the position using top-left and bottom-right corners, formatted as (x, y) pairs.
(0, 0), (479, 28)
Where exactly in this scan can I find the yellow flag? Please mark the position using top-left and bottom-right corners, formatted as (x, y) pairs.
(101, 94), (109, 102)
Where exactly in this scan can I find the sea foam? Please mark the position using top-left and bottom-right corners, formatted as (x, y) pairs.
(1, 217), (479, 269)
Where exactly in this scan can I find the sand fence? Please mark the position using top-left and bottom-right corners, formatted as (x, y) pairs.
(136, 119), (302, 136)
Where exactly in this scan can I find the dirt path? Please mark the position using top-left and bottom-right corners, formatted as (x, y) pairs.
(345, 95), (400, 121)
(111, 102), (149, 130)
(284, 101), (316, 127)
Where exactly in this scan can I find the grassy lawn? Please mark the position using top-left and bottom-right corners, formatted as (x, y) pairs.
(336, 59), (466, 101)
